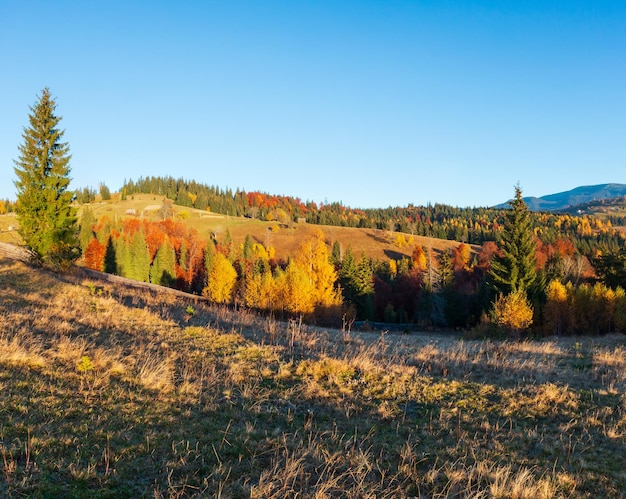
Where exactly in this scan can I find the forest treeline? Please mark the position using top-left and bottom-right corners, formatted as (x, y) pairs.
(14, 88), (625, 337)
(0, 200), (17, 214)
(80, 214), (343, 322)
(114, 176), (624, 255)
(79, 199), (626, 336)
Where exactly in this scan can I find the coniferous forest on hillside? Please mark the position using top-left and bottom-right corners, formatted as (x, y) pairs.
(66, 175), (626, 337)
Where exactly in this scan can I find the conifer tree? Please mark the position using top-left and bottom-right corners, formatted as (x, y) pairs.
(339, 247), (374, 319)
(489, 185), (536, 295)
(204, 240), (216, 285)
(242, 234), (254, 260)
(104, 237), (118, 274)
(13, 88), (77, 267)
(79, 207), (96, 253)
(150, 238), (176, 286)
(330, 240), (342, 267)
(128, 230), (150, 282)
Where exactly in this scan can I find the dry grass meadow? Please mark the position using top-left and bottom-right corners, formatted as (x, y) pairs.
(1, 255), (625, 497)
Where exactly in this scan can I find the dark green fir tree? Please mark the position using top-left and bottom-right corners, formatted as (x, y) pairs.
(489, 185), (537, 295)
(13, 88), (77, 267)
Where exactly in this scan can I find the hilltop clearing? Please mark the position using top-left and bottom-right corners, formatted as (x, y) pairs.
(0, 255), (624, 497)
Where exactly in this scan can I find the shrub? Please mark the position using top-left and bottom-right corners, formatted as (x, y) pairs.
(490, 291), (533, 338)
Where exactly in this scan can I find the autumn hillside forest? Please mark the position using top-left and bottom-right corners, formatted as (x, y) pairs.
(5, 89), (626, 336)
(6, 171), (626, 335)
(25, 172), (615, 338)
(4, 87), (626, 497)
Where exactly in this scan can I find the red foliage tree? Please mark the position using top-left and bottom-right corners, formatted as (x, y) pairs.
(84, 238), (106, 271)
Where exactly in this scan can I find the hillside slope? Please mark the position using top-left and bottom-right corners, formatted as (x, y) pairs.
(1, 256), (625, 497)
(80, 194), (475, 262)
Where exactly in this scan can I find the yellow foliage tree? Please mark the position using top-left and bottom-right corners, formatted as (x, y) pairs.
(457, 242), (472, 268)
(544, 279), (569, 336)
(490, 291), (534, 337)
(277, 261), (315, 315)
(388, 259), (397, 279)
(204, 252), (237, 303)
(252, 243), (271, 261)
(394, 234), (407, 248)
(243, 270), (277, 310)
(295, 231), (342, 309)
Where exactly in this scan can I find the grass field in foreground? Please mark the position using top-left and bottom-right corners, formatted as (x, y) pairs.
(0, 257), (625, 498)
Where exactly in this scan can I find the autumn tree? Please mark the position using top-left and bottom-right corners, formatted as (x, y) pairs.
(277, 262), (315, 315)
(411, 245), (428, 273)
(204, 252), (237, 304)
(243, 269), (276, 311)
(295, 231), (342, 310)
(84, 238), (106, 271)
(543, 279), (570, 336)
(490, 290), (534, 338)
(13, 88), (77, 267)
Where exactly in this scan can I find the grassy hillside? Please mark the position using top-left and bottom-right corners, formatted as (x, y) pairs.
(0, 213), (20, 245)
(1, 256), (625, 497)
(79, 194), (474, 262)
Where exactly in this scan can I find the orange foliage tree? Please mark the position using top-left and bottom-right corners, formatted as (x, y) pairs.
(411, 245), (428, 272)
(84, 238), (106, 271)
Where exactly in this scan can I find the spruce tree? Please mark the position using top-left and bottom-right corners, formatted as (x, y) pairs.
(242, 234), (254, 260)
(489, 185), (537, 295)
(79, 207), (96, 253)
(13, 88), (77, 267)
(104, 237), (117, 274)
(128, 230), (150, 282)
(150, 238), (176, 286)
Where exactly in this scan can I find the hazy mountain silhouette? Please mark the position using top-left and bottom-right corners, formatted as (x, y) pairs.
(496, 183), (626, 212)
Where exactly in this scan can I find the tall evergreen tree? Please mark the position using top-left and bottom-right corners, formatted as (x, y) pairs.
(79, 207), (96, 253)
(489, 185), (537, 295)
(104, 237), (117, 274)
(150, 238), (176, 286)
(128, 230), (150, 282)
(13, 88), (77, 267)
(242, 234), (254, 260)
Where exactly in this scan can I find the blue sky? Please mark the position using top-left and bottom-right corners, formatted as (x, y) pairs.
(1, 1), (625, 208)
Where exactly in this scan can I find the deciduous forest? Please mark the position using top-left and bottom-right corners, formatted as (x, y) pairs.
(75, 176), (626, 337)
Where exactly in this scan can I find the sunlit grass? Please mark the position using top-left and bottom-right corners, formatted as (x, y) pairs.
(0, 257), (625, 497)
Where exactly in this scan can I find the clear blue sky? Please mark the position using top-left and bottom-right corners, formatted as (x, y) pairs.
(2, 1), (625, 208)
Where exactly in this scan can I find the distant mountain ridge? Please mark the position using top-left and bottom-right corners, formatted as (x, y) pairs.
(496, 183), (626, 212)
